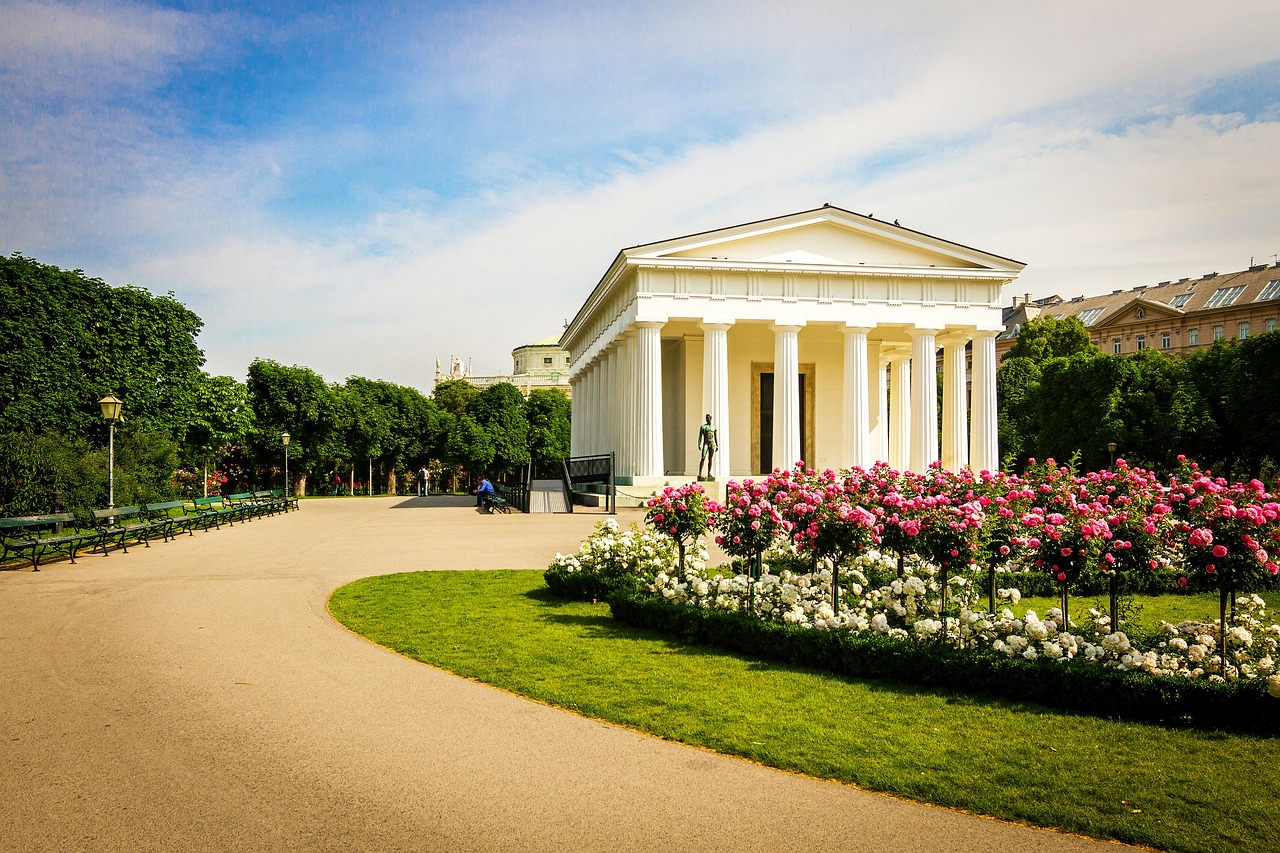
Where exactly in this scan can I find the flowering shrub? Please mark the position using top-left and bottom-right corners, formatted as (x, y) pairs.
(553, 456), (1280, 693)
(645, 483), (716, 573)
(545, 518), (703, 601)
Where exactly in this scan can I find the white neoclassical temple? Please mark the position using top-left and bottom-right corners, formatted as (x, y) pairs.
(561, 205), (1025, 485)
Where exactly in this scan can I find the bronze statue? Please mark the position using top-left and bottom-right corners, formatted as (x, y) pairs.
(697, 414), (718, 480)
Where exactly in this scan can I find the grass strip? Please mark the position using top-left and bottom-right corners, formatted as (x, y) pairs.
(329, 569), (1280, 853)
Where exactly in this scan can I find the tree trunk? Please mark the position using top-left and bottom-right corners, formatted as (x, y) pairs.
(295, 473), (307, 497)
(386, 464), (398, 495)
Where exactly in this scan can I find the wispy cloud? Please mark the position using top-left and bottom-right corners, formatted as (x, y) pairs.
(3, 0), (1279, 390)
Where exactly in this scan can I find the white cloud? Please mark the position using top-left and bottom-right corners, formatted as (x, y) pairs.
(5, 0), (1280, 392)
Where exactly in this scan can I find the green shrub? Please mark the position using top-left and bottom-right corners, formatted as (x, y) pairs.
(608, 588), (1279, 734)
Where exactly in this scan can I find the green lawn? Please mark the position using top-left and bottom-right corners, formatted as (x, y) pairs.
(330, 570), (1280, 853)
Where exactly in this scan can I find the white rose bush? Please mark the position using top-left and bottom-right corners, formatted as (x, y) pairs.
(563, 461), (1280, 731)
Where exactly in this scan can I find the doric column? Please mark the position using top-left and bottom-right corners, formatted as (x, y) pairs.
(584, 361), (597, 455)
(570, 373), (581, 456)
(909, 328), (940, 474)
(605, 346), (618, 459)
(634, 321), (665, 478)
(970, 329), (1000, 473)
(617, 332), (633, 477)
(771, 323), (803, 471)
(842, 326), (872, 470)
(700, 322), (732, 480)
(940, 332), (970, 473)
(888, 349), (911, 472)
(874, 351), (888, 465)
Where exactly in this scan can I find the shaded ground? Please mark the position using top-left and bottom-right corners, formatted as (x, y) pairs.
(0, 498), (1135, 851)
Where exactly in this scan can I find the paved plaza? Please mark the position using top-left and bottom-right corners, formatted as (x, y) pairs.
(0, 498), (1134, 851)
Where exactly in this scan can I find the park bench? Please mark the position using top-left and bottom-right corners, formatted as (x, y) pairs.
(143, 500), (200, 540)
(92, 506), (169, 554)
(272, 489), (298, 512)
(484, 489), (512, 514)
(224, 492), (269, 521)
(190, 495), (240, 530)
(0, 513), (102, 570)
(251, 490), (284, 515)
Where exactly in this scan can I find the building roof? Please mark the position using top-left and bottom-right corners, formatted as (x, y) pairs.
(519, 334), (565, 348)
(1013, 263), (1280, 334)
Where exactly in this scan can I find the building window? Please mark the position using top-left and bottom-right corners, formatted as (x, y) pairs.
(1240, 322), (1250, 340)
(1205, 285), (1246, 308)
(1169, 293), (1193, 309)
(1136, 335), (1146, 350)
(1213, 325), (1224, 340)
(1077, 307), (1105, 325)
(1268, 319), (1277, 333)
(1161, 332), (1171, 349)
(1189, 328), (1199, 345)
(1257, 279), (1280, 301)
(1137, 308), (1145, 319)
(1113, 338), (1122, 354)
(543, 357), (553, 365)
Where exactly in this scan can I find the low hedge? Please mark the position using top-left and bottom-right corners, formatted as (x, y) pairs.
(543, 567), (640, 602)
(607, 588), (1280, 735)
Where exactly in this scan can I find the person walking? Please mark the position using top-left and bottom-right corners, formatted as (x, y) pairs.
(418, 464), (430, 497)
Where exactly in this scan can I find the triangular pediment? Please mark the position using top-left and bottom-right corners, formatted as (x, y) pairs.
(624, 206), (1025, 273)
(1094, 297), (1184, 328)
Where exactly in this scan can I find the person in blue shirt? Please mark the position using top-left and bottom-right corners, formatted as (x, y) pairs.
(473, 475), (495, 509)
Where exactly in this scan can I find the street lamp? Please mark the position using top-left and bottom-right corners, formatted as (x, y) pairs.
(98, 394), (123, 508)
(1107, 440), (1118, 470)
(282, 432), (291, 503)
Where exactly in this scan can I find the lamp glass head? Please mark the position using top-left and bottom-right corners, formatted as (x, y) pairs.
(282, 431), (291, 446)
(98, 394), (123, 421)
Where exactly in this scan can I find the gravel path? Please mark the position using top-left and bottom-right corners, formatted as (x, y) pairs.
(0, 497), (1138, 851)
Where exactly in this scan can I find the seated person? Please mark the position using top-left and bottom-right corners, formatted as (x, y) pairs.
(473, 475), (495, 509)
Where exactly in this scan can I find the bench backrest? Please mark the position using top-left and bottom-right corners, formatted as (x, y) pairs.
(145, 501), (187, 513)
(226, 493), (254, 502)
(0, 513), (76, 532)
(192, 496), (225, 508)
(93, 506), (142, 521)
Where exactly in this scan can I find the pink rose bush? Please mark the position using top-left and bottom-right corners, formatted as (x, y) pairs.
(644, 483), (716, 574)
(634, 460), (1280, 685)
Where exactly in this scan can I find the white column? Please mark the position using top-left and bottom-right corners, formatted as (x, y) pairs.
(582, 363), (595, 455)
(570, 373), (581, 456)
(771, 323), (803, 471)
(875, 352), (889, 465)
(701, 322), (732, 480)
(606, 343), (616, 461)
(589, 360), (603, 456)
(888, 350), (911, 472)
(970, 330), (1000, 473)
(634, 321), (665, 478)
(617, 333), (633, 477)
(910, 328), (940, 474)
(842, 326), (872, 470)
(940, 332), (970, 473)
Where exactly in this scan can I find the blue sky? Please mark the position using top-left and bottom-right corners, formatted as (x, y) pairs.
(4, 0), (1280, 390)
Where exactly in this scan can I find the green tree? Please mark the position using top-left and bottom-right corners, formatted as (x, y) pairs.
(996, 356), (1042, 470)
(181, 374), (254, 491)
(1032, 352), (1132, 471)
(1223, 331), (1280, 479)
(1002, 315), (1093, 364)
(432, 379), (478, 418)
(0, 254), (206, 438)
(524, 388), (571, 462)
(246, 359), (336, 495)
(467, 383), (529, 477)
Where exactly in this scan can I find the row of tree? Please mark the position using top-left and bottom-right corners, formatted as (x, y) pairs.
(997, 315), (1280, 479)
(0, 254), (570, 514)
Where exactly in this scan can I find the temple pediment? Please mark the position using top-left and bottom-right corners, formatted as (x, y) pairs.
(627, 206), (1022, 273)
